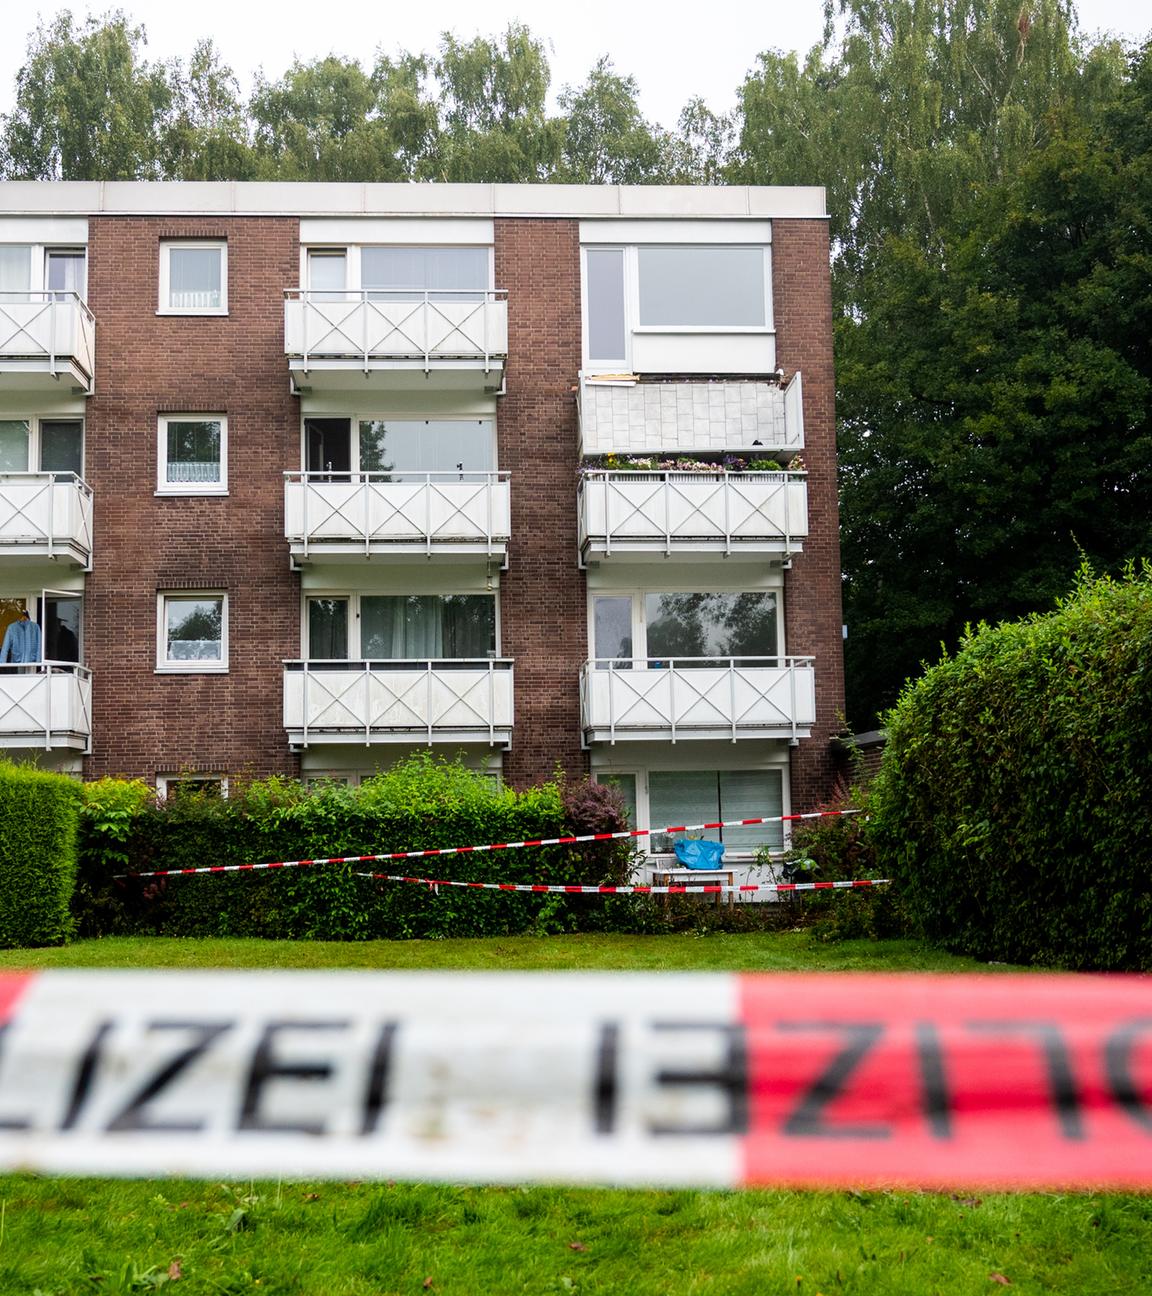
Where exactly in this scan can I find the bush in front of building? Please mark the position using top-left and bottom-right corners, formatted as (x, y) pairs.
(74, 755), (635, 940)
(868, 563), (1152, 969)
(0, 760), (83, 947)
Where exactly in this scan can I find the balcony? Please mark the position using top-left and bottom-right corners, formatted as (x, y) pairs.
(284, 289), (508, 393)
(284, 659), (514, 748)
(284, 472), (511, 566)
(0, 663), (92, 751)
(0, 294), (95, 395)
(580, 657), (815, 744)
(0, 473), (93, 568)
(578, 470), (807, 565)
(578, 374), (804, 457)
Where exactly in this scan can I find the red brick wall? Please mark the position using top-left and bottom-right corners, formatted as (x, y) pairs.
(494, 218), (589, 788)
(773, 218), (846, 810)
(84, 216), (301, 782)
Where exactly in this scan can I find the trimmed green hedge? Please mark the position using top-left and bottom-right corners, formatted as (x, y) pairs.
(0, 761), (82, 948)
(869, 565), (1152, 969)
(75, 755), (636, 941)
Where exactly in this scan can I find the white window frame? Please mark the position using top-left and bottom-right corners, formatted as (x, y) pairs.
(0, 243), (88, 300)
(299, 413), (498, 474)
(300, 245), (496, 294)
(157, 773), (229, 800)
(594, 764), (791, 860)
(157, 414), (228, 496)
(157, 591), (228, 673)
(0, 415), (86, 476)
(581, 243), (774, 369)
(158, 240), (228, 316)
(302, 590), (501, 660)
(588, 588), (785, 662)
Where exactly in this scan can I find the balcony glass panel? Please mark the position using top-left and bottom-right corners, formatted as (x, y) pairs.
(361, 594), (495, 658)
(358, 419), (494, 475)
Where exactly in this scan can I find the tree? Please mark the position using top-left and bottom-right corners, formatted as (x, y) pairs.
(555, 57), (673, 183)
(1, 10), (174, 180)
(161, 40), (254, 180)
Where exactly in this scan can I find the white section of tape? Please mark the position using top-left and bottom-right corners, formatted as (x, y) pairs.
(0, 972), (742, 1184)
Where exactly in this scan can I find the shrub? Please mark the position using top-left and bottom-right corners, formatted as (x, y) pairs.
(869, 564), (1152, 969)
(74, 756), (636, 941)
(0, 761), (82, 948)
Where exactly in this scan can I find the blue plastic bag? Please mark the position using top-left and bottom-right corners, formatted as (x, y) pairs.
(673, 838), (726, 869)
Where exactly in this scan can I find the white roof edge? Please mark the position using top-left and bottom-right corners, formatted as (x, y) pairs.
(0, 181), (827, 220)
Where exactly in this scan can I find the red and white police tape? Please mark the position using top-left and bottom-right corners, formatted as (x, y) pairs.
(114, 807), (863, 881)
(352, 872), (889, 896)
(0, 970), (1150, 1188)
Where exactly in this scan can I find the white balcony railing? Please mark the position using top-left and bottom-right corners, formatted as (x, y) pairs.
(0, 663), (92, 751)
(0, 293), (96, 393)
(284, 289), (508, 379)
(580, 657), (816, 744)
(578, 374), (804, 456)
(578, 470), (807, 563)
(0, 473), (94, 567)
(284, 471), (511, 563)
(284, 659), (514, 748)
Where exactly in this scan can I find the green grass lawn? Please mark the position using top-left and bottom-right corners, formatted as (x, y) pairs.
(1, 931), (1141, 1296)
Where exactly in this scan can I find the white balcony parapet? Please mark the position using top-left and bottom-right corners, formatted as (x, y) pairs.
(578, 373), (804, 456)
(0, 473), (94, 568)
(0, 293), (96, 394)
(284, 659), (514, 748)
(284, 471), (511, 565)
(580, 656), (815, 744)
(0, 663), (92, 751)
(284, 289), (508, 388)
(578, 469), (807, 564)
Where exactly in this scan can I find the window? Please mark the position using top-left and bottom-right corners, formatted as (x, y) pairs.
(158, 593), (227, 671)
(584, 243), (772, 366)
(46, 249), (86, 301)
(158, 415), (226, 494)
(592, 591), (779, 666)
(0, 245), (31, 300)
(649, 769), (784, 855)
(306, 593), (496, 660)
(159, 241), (227, 314)
(304, 417), (495, 477)
(304, 246), (491, 301)
(158, 774), (228, 800)
(0, 418), (83, 476)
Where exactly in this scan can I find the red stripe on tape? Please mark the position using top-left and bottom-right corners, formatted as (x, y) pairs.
(739, 974), (1152, 1189)
(0, 973), (33, 1024)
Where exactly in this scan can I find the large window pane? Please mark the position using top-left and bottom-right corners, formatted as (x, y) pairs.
(0, 421), (29, 472)
(593, 596), (632, 666)
(599, 773), (636, 828)
(166, 597), (223, 662)
(169, 246), (222, 309)
(0, 246), (30, 298)
(586, 248), (626, 360)
(361, 595), (495, 659)
(719, 769), (783, 852)
(645, 592), (777, 662)
(46, 250), (86, 301)
(638, 247), (765, 327)
(649, 771), (722, 853)
(358, 420), (494, 476)
(308, 250), (346, 294)
(308, 598), (348, 659)
(42, 595), (82, 663)
(166, 419), (221, 483)
(39, 421), (83, 476)
(361, 246), (489, 300)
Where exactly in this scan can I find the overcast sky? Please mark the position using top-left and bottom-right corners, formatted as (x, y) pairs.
(0, 0), (1148, 130)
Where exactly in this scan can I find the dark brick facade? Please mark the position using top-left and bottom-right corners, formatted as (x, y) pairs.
(494, 218), (589, 788)
(773, 218), (846, 809)
(84, 216), (301, 782)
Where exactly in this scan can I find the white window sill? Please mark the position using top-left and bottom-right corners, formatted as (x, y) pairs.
(155, 488), (228, 497)
(631, 325), (775, 335)
(155, 309), (229, 317)
(155, 664), (228, 674)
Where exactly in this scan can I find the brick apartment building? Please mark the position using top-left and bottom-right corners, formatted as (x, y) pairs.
(0, 182), (842, 880)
